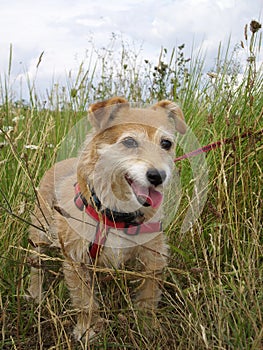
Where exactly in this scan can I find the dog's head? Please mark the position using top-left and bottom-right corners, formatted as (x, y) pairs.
(77, 97), (186, 221)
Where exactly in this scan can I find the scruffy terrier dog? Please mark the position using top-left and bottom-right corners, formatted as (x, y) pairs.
(28, 97), (186, 341)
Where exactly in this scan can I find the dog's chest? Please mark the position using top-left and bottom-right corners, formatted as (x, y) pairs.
(99, 245), (134, 268)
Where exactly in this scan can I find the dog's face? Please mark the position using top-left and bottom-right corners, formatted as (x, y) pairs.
(77, 97), (186, 220)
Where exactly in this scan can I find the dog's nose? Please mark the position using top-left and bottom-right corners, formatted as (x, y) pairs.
(146, 168), (166, 186)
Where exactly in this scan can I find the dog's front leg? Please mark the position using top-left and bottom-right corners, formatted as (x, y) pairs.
(134, 235), (168, 310)
(63, 260), (100, 341)
(27, 246), (44, 302)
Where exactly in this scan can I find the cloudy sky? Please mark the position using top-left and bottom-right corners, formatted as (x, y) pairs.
(0, 0), (262, 100)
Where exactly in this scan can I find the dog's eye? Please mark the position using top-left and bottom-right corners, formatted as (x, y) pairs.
(160, 139), (173, 150)
(122, 137), (138, 148)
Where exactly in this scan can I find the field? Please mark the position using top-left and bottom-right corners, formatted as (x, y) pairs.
(0, 22), (262, 349)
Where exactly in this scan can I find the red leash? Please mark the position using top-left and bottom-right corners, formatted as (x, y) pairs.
(174, 129), (263, 163)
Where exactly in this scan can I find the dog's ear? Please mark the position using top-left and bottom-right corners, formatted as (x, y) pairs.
(152, 100), (187, 134)
(88, 97), (128, 131)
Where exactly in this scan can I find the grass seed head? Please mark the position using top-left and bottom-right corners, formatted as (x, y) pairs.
(250, 20), (262, 34)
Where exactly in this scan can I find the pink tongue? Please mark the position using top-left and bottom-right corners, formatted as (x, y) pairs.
(130, 182), (163, 209)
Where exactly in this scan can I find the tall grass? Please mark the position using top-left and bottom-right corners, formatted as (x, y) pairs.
(0, 21), (262, 349)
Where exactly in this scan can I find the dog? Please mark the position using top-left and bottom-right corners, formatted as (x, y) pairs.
(28, 97), (186, 341)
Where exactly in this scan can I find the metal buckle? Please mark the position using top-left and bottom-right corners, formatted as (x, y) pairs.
(123, 225), (140, 235)
(74, 193), (85, 211)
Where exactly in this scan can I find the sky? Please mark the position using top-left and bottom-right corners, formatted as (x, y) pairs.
(0, 0), (262, 101)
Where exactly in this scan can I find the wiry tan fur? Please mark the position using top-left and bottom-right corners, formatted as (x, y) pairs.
(28, 97), (186, 341)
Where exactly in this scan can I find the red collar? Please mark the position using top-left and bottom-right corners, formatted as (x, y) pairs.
(74, 183), (162, 260)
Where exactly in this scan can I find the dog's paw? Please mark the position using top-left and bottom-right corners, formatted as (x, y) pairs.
(24, 290), (44, 304)
(134, 298), (159, 311)
(74, 317), (107, 343)
(74, 325), (96, 343)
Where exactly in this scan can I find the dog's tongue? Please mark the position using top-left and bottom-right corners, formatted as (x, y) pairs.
(130, 182), (163, 208)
